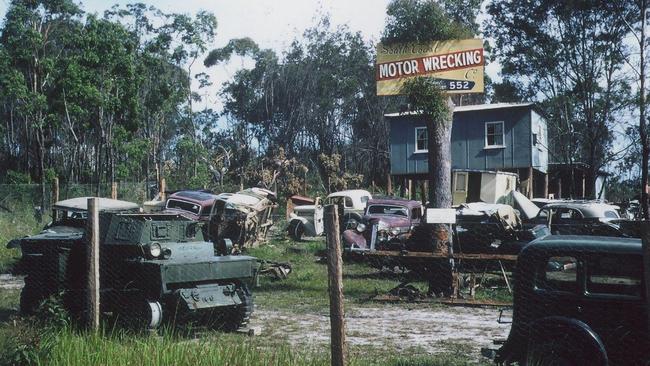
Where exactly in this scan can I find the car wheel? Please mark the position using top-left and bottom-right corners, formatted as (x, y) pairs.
(343, 213), (362, 230)
(525, 340), (577, 366)
(288, 220), (304, 241)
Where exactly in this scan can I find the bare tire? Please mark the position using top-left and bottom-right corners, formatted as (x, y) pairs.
(288, 220), (304, 241)
(343, 213), (362, 230)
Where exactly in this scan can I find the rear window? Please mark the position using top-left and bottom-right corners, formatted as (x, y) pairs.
(537, 256), (578, 293)
(603, 210), (619, 219)
(587, 255), (643, 297)
(166, 199), (201, 215)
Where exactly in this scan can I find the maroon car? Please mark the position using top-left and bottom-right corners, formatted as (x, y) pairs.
(164, 190), (218, 222)
(343, 198), (423, 251)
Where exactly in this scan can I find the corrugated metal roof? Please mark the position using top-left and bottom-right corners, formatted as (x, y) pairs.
(384, 102), (534, 117)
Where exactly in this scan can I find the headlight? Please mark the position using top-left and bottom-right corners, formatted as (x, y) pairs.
(356, 223), (366, 232)
(390, 228), (400, 236)
(148, 242), (162, 258)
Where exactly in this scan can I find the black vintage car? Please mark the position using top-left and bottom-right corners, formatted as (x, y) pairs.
(494, 235), (649, 365)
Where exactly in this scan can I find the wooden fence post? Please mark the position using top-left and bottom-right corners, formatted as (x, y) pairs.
(640, 222), (650, 336)
(324, 204), (346, 366)
(111, 182), (117, 200)
(86, 198), (100, 330)
(52, 177), (60, 204)
(160, 178), (166, 201)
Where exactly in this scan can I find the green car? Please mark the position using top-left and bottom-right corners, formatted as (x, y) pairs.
(8, 197), (257, 330)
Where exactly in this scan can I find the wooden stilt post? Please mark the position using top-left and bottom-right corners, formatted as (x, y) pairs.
(86, 198), (100, 331)
(407, 179), (413, 200)
(558, 176), (562, 199)
(111, 182), (117, 200)
(543, 173), (549, 199)
(324, 204), (346, 366)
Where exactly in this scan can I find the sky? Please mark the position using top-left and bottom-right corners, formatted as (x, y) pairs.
(0, 0), (500, 112)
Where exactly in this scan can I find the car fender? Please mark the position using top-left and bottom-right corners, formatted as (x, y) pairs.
(342, 229), (367, 249)
(288, 214), (308, 225)
(528, 316), (608, 366)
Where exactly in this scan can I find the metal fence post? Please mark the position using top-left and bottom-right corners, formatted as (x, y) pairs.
(324, 204), (346, 366)
(86, 197), (100, 330)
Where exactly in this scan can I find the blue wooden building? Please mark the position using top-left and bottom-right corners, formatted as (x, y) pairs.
(386, 103), (550, 198)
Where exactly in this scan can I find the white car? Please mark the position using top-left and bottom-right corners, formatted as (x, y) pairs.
(287, 189), (372, 240)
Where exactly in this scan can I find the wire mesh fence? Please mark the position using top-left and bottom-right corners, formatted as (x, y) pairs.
(1, 185), (649, 365)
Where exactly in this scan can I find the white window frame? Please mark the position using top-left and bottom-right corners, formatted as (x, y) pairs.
(414, 126), (428, 153)
(485, 121), (505, 149)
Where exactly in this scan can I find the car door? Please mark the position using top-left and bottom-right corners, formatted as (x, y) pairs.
(577, 253), (647, 363)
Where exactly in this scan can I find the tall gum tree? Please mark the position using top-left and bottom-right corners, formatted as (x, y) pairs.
(381, 0), (476, 295)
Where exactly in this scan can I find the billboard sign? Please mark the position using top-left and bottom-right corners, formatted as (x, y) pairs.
(376, 39), (484, 96)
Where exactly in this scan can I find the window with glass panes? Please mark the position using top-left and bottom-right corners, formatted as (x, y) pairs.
(415, 127), (428, 152)
(485, 121), (504, 147)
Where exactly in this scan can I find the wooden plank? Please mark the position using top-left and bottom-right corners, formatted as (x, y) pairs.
(371, 295), (512, 307)
(359, 250), (518, 261)
(325, 204), (346, 366)
(86, 197), (100, 330)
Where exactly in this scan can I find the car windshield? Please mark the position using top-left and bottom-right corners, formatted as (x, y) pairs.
(166, 199), (201, 215)
(367, 205), (408, 217)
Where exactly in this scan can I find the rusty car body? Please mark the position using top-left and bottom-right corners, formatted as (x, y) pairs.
(343, 198), (423, 252)
(163, 188), (277, 249)
(287, 189), (372, 240)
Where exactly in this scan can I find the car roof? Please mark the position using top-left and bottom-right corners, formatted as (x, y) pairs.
(169, 190), (218, 204)
(327, 189), (371, 199)
(522, 235), (642, 256)
(367, 198), (422, 208)
(541, 202), (619, 217)
(53, 197), (140, 212)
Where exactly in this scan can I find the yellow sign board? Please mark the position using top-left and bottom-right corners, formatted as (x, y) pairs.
(376, 39), (484, 96)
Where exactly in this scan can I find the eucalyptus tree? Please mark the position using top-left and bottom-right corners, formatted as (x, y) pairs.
(381, 0), (477, 295)
(0, 0), (81, 209)
(486, 0), (634, 198)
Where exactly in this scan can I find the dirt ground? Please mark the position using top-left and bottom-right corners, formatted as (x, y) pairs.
(253, 304), (510, 358)
(1, 273), (510, 360)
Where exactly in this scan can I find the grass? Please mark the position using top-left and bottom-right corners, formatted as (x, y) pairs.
(249, 238), (418, 312)
(0, 207), (48, 273)
(0, 214), (505, 365)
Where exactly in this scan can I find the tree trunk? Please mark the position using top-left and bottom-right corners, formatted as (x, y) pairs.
(640, 0), (649, 220)
(425, 96), (454, 296)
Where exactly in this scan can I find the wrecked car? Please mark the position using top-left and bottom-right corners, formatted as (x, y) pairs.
(8, 197), (258, 331)
(489, 235), (649, 365)
(287, 189), (371, 240)
(453, 191), (547, 255)
(208, 187), (278, 251)
(343, 198), (422, 251)
(526, 201), (639, 238)
(165, 190), (218, 222)
(163, 188), (277, 249)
